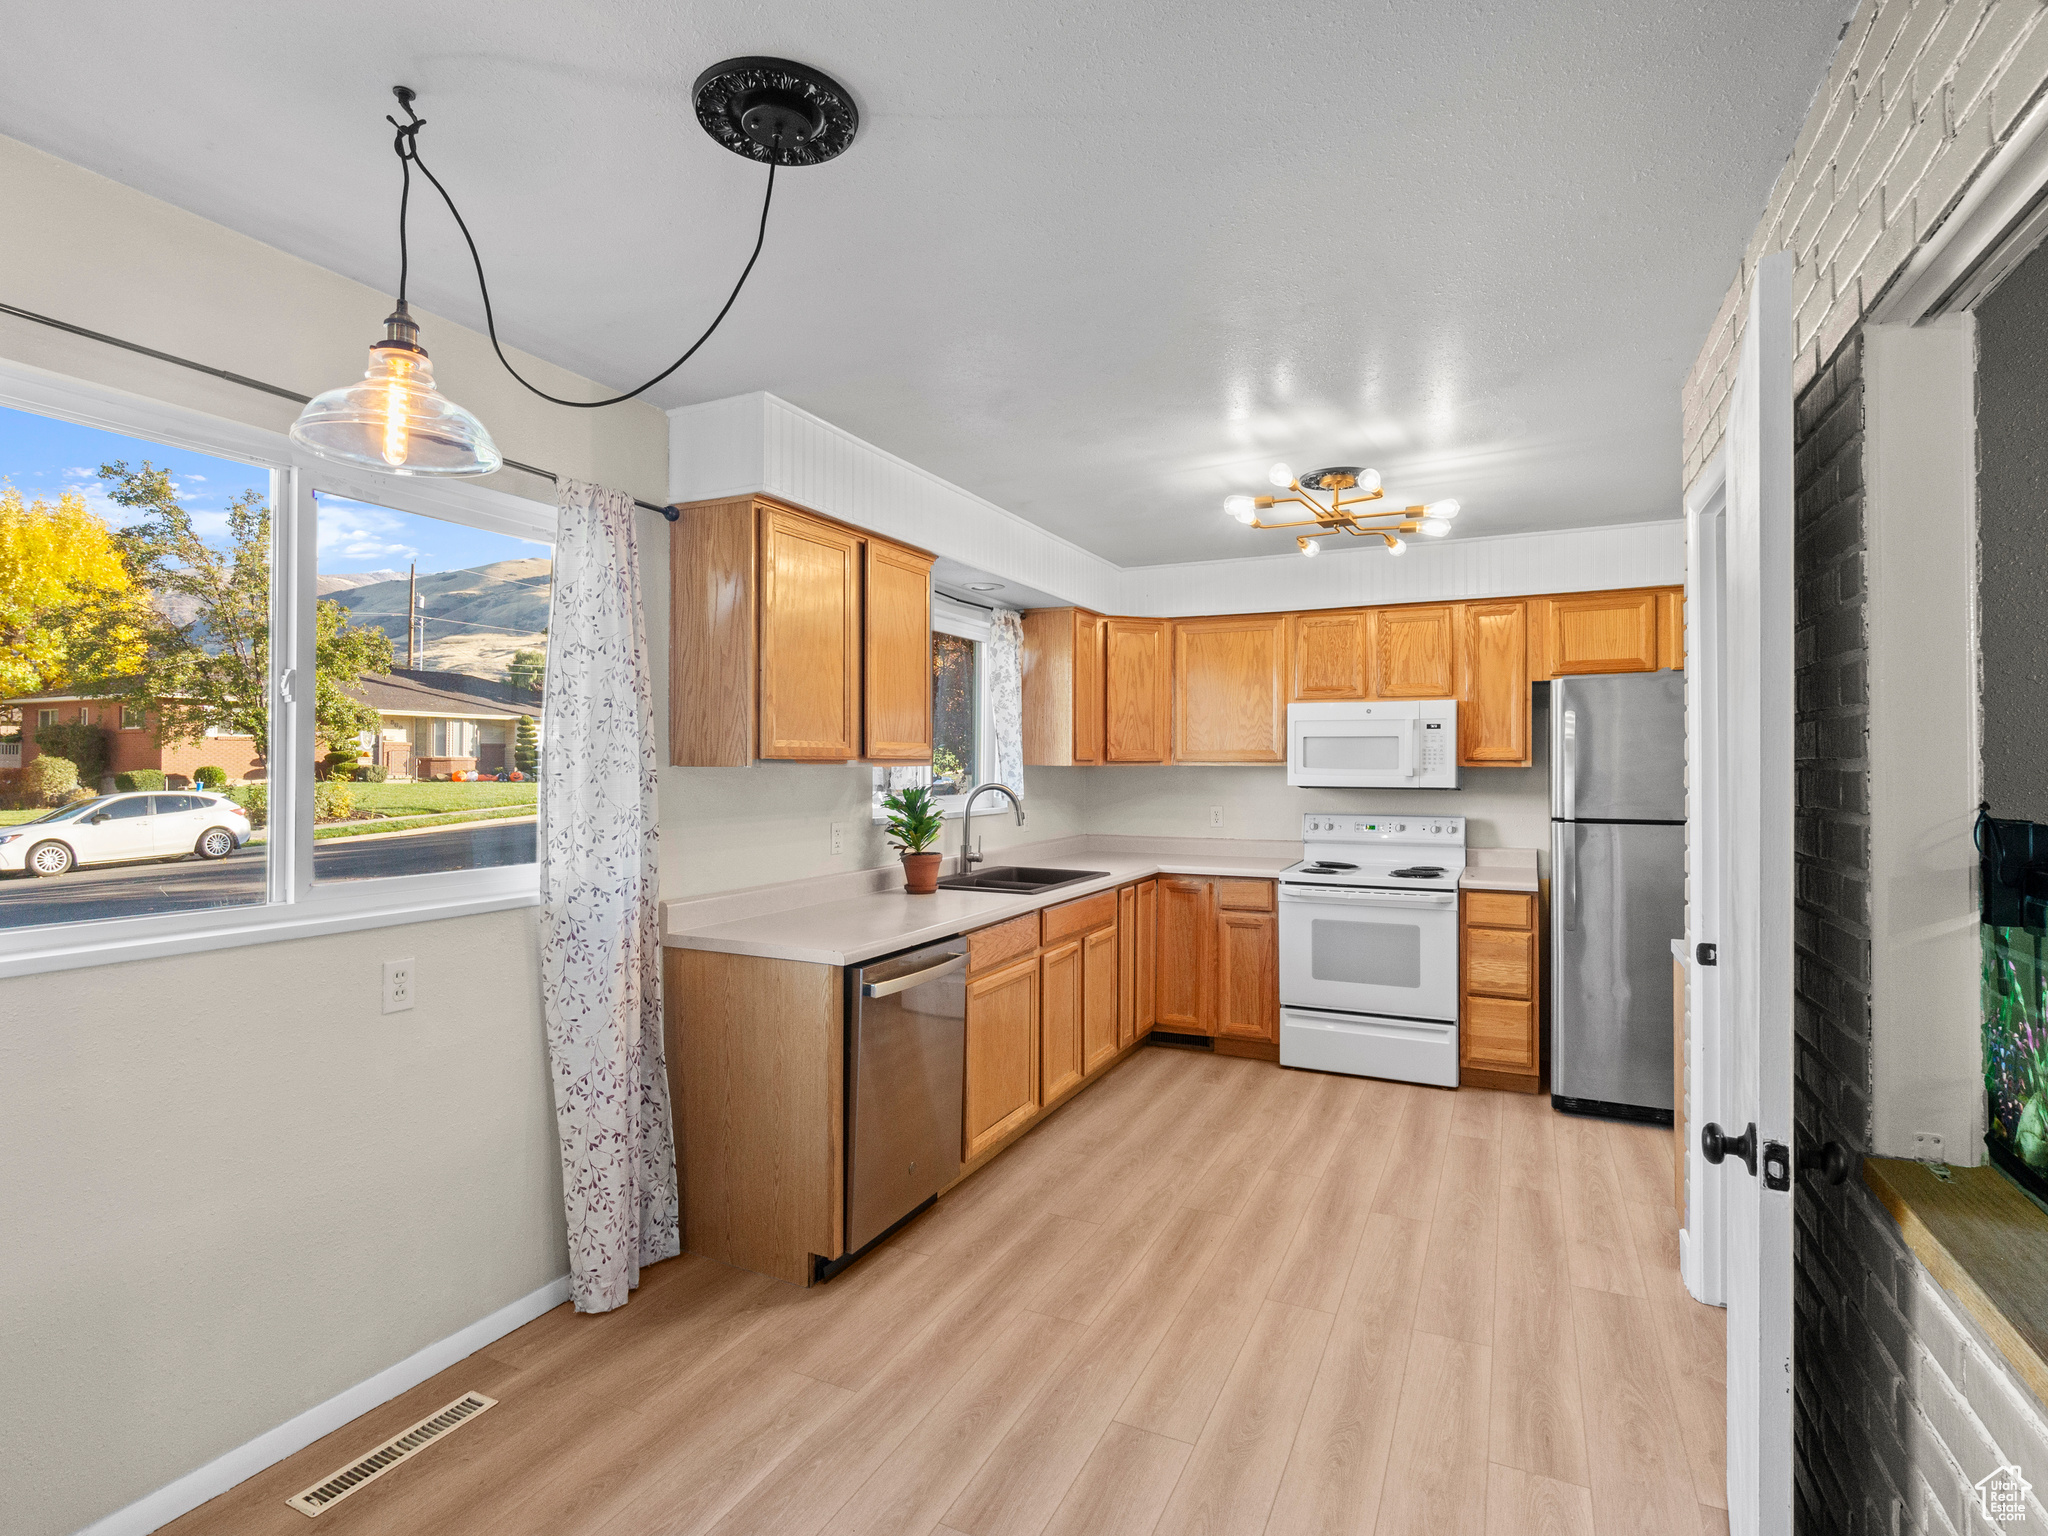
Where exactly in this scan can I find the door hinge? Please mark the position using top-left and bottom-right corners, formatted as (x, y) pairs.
(1762, 1139), (1791, 1191)
(1695, 942), (1717, 966)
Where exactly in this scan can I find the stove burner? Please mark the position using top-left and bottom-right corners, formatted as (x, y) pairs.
(1304, 860), (1358, 871)
(1390, 865), (1448, 879)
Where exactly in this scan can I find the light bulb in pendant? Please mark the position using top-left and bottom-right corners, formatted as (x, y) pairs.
(1386, 537), (1407, 556)
(1223, 494), (1258, 523)
(1298, 535), (1320, 558)
(1418, 516), (1452, 537)
(1268, 462), (1295, 488)
(291, 304), (502, 477)
(1424, 498), (1461, 520)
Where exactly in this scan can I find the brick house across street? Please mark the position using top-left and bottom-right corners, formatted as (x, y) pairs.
(1, 669), (540, 786)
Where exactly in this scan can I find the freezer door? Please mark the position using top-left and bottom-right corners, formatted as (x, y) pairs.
(1552, 819), (1684, 1113)
(1552, 672), (1686, 822)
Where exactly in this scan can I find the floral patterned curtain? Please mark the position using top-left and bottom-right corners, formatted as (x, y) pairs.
(539, 480), (679, 1312)
(987, 607), (1025, 797)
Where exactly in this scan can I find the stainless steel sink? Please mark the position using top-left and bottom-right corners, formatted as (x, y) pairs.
(934, 866), (1109, 894)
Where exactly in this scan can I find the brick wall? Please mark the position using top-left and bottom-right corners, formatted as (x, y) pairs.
(1683, 0), (2048, 489)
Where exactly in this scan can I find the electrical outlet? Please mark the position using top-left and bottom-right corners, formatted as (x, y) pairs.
(1913, 1132), (1945, 1164)
(1210, 805), (1224, 828)
(831, 822), (847, 856)
(382, 958), (415, 1015)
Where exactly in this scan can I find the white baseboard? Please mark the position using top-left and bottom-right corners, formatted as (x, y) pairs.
(72, 1274), (571, 1536)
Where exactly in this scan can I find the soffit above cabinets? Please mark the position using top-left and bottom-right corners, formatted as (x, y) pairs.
(4, 1), (1845, 564)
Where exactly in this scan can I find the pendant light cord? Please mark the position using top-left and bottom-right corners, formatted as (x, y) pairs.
(385, 99), (777, 409)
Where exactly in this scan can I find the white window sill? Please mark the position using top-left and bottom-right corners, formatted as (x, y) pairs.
(0, 866), (540, 980)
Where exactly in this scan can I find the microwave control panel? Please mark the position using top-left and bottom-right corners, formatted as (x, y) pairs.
(1419, 720), (1451, 777)
(1300, 813), (1466, 845)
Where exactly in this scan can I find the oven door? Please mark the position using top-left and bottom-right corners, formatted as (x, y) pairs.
(1287, 714), (1417, 788)
(1278, 883), (1460, 1020)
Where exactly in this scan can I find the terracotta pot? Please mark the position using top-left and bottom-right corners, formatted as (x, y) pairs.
(901, 851), (942, 894)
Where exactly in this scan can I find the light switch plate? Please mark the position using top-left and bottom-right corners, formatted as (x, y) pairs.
(831, 822), (848, 856)
(1210, 805), (1224, 828)
(383, 958), (415, 1015)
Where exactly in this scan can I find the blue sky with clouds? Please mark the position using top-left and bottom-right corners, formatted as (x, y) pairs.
(1, 401), (550, 576)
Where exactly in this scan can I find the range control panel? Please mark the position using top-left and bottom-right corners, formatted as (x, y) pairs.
(1300, 813), (1466, 845)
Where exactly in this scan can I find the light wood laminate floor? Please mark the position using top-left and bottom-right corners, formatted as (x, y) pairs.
(168, 1047), (1729, 1536)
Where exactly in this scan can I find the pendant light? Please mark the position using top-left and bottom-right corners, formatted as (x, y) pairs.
(293, 62), (859, 477)
(1220, 463), (1462, 556)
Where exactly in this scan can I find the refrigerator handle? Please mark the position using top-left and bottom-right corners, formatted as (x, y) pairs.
(1561, 824), (1578, 931)
(1561, 708), (1576, 822)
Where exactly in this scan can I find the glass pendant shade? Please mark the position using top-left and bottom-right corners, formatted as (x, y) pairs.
(290, 307), (501, 477)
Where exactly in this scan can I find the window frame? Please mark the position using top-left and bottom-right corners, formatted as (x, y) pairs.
(873, 596), (997, 825)
(0, 356), (553, 979)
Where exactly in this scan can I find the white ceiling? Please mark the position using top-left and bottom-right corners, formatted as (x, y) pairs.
(4, 2), (1845, 567)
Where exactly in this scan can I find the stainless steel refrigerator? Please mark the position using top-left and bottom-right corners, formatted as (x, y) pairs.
(1550, 671), (1685, 1123)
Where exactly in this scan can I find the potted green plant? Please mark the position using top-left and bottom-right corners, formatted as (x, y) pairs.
(881, 783), (946, 894)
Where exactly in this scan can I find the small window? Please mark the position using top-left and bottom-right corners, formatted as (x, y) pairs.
(872, 598), (996, 821)
(37, 709), (55, 729)
(120, 704), (145, 730)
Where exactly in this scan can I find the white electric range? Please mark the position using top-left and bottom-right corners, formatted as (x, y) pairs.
(1278, 812), (1466, 1087)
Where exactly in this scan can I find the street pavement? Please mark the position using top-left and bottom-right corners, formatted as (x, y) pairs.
(0, 819), (537, 929)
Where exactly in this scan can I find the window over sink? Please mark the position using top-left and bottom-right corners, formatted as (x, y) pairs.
(873, 594), (999, 821)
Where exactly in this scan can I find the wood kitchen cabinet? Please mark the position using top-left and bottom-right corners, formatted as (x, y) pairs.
(1374, 603), (1459, 698)
(1173, 613), (1289, 763)
(1154, 876), (1215, 1031)
(1539, 589), (1661, 676)
(1104, 617), (1173, 762)
(965, 955), (1042, 1160)
(1083, 924), (1120, 1074)
(1151, 875), (1279, 1049)
(1460, 887), (1542, 1092)
(1022, 607), (1106, 766)
(668, 494), (934, 766)
(1040, 938), (1085, 1103)
(1217, 910), (1279, 1043)
(1117, 884), (1138, 1048)
(1289, 608), (1371, 701)
(1136, 878), (1158, 1038)
(1459, 600), (1530, 766)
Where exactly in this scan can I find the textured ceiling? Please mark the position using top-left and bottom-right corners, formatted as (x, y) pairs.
(3, 1), (1845, 566)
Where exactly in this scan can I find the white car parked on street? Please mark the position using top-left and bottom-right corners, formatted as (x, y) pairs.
(0, 791), (254, 877)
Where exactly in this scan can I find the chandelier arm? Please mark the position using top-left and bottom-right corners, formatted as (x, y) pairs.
(400, 128), (778, 409)
(1247, 512), (1346, 532)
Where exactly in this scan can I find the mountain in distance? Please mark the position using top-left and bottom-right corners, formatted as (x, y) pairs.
(324, 558), (550, 680)
(316, 568), (408, 596)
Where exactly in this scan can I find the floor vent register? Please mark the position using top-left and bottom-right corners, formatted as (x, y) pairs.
(286, 1391), (497, 1516)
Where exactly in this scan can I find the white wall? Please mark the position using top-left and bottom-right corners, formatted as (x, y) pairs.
(0, 132), (667, 1536)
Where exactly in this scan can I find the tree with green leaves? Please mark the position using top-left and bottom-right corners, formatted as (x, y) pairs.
(505, 647), (545, 696)
(515, 713), (540, 775)
(101, 460), (393, 756)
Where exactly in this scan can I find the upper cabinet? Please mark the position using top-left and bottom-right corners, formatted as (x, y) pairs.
(1289, 609), (1371, 701)
(1174, 614), (1288, 764)
(667, 495), (934, 766)
(1459, 600), (1530, 766)
(1104, 618), (1172, 763)
(1022, 607), (1105, 766)
(1533, 589), (1661, 677)
(1374, 603), (1460, 698)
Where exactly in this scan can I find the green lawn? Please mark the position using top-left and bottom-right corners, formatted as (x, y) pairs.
(0, 809), (43, 826)
(313, 805), (537, 840)
(346, 782), (537, 817)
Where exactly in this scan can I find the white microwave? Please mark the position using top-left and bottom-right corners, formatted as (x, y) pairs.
(1287, 699), (1459, 789)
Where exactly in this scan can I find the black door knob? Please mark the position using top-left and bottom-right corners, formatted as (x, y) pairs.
(1799, 1140), (1852, 1186)
(1701, 1121), (1758, 1176)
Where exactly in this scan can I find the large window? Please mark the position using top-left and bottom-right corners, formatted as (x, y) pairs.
(0, 365), (553, 977)
(873, 596), (997, 820)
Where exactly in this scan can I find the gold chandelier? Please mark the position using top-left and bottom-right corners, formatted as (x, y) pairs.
(1223, 463), (1460, 557)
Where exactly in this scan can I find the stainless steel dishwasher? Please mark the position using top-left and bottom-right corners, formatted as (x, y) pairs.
(844, 938), (968, 1260)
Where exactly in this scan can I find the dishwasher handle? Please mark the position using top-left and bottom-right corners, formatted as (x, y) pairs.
(860, 953), (967, 998)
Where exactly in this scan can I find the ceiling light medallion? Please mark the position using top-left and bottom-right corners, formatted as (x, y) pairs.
(1223, 463), (1460, 557)
(293, 64), (858, 478)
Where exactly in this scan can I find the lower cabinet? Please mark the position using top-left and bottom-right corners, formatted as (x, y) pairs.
(1117, 884), (1139, 1049)
(1155, 876), (1216, 1030)
(1459, 888), (1542, 1090)
(965, 955), (1041, 1160)
(1041, 938), (1085, 1103)
(1153, 875), (1279, 1044)
(1217, 909), (1278, 1042)
(1136, 879), (1157, 1037)
(1083, 924), (1120, 1074)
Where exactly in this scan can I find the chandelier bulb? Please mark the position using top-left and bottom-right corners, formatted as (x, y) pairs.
(1358, 468), (1382, 493)
(1223, 494), (1258, 523)
(1268, 462), (1295, 488)
(1424, 498), (1461, 520)
(1418, 517), (1452, 537)
(1298, 536), (1320, 558)
(1386, 536), (1407, 556)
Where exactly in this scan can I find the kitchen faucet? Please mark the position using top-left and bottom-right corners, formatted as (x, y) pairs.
(960, 782), (1024, 873)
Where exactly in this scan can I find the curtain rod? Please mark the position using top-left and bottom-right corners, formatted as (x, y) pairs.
(0, 300), (679, 520)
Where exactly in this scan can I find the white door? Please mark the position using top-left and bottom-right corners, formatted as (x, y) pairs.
(1716, 248), (1797, 1532)
(80, 793), (156, 863)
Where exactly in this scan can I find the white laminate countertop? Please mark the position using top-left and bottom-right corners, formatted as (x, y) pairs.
(1460, 847), (1541, 893)
(663, 839), (1296, 967)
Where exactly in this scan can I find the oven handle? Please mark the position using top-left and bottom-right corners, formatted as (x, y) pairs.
(1279, 886), (1457, 909)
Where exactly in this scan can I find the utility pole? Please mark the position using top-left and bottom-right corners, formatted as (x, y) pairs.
(406, 563), (416, 670)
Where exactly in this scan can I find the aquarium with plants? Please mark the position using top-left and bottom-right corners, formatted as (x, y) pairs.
(1979, 812), (2048, 1196)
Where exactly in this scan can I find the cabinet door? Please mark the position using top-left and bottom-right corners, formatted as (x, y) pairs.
(1657, 588), (1685, 671)
(1173, 614), (1288, 763)
(1074, 611), (1105, 764)
(758, 509), (862, 759)
(1462, 996), (1537, 1072)
(1465, 924), (1536, 1000)
(1459, 600), (1530, 766)
(1118, 885), (1138, 1049)
(965, 956), (1040, 1161)
(1104, 618), (1172, 763)
(1290, 609), (1370, 701)
(1548, 590), (1659, 675)
(864, 540), (934, 762)
(1373, 604), (1459, 698)
(1083, 924), (1120, 1074)
(1216, 909), (1278, 1042)
(1041, 939), (1085, 1102)
(1154, 876), (1214, 1032)
(1137, 878), (1158, 1038)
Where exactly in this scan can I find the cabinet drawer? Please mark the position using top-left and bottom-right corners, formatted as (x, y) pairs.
(967, 912), (1041, 974)
(1465, 925), (1535, 999)
(1464, 890), (1534, 930)
(1215, 878), (1275, 913)
(1463, 996), (1537, 1071)
(1042, 889), (1118, 944)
